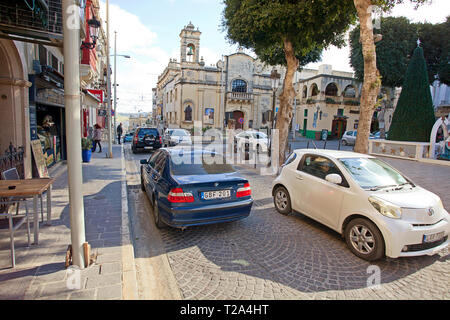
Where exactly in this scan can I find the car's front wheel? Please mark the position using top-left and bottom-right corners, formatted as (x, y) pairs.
(344, 218), (385, 261)
(273, 186), (292, 215)
(342, 140), (348, 146)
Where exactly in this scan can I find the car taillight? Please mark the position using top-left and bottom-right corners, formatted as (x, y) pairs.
(236, 182), (251, 198)
(133, 133), (138, 142)
(168, 188), (194, 203)
(159, 136), (162, 144)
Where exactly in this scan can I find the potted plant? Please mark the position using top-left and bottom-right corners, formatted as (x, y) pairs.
(81, 138), (93, 163)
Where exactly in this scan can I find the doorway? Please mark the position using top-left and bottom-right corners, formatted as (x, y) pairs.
(233, 110), (244, 130)
(332, 117), (347, 139)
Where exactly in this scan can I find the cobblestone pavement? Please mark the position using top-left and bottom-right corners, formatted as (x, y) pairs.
(127, 144), (450, 300)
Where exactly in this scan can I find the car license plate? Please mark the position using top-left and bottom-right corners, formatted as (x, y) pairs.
(201, 190), (231, 200)
(144, 146), (153, 150)
(423, 231), (445, 243)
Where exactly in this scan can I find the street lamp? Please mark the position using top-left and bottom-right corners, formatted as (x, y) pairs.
(112, 31), (131, 143)
(270, 68), (281, 131)
(81, 17), (101, 50)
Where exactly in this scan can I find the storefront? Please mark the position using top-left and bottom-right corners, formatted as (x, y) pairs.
(29, 68), (66, 170)
(87, 89), (107, 128)
(82, 89), (103, 137)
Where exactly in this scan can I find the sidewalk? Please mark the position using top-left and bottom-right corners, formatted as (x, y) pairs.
(0, 144), (138, 300)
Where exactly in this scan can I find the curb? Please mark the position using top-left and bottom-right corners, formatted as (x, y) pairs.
(119, 144), (139, 299)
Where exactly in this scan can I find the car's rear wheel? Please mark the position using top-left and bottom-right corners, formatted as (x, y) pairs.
(140, 170), (145, 192)
(153, 198), (165, 229)
(344, 218), (384, 261)
(273, 186), (291, 215)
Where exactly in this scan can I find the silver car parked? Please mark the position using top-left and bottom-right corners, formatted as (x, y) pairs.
(341, 130), (357, 146)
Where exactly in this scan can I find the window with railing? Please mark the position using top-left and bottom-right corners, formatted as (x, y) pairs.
(232, 79), (247, 93)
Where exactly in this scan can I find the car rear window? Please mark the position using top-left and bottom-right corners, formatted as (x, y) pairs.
(138, 128), (159, 136)
(170, 152), (235, 175)
(172, 130), (188, 136)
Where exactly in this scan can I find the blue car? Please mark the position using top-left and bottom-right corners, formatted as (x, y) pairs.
(140, 148), (253, 229)
(123, 132), (133, 143)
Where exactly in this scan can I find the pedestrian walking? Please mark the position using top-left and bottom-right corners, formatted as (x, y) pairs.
(117, 123), (123, 145)
(93, 124), (103, 153)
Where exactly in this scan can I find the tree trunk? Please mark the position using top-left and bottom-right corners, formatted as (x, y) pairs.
(275, 38), (299, 165)
(353, 0), (381, 154)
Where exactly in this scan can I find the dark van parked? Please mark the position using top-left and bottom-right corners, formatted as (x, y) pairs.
(132, 127), (163, 154)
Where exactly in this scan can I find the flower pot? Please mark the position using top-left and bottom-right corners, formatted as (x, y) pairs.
(82, 149), (92, 163)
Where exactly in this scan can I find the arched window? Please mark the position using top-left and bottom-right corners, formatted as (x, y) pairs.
(343, 85), (356, 98)
(325, 83), (338, 96)
(310, 83), (319, 97)
(302, 85), (308, 98)
(184, 105), (192, 121)
(232, 79), (247, 93)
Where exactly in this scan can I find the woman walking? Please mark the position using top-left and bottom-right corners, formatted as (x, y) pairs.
(93, 124), (103, 153)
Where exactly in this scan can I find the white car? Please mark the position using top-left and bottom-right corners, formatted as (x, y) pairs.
(272, 149), (449, 261)
(163, 129), (192, 147)
(341, 130), (357, 146)
(234, 130), (269, 153)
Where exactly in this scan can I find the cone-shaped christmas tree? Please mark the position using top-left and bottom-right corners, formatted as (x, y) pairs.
(387, 45), (435, 142)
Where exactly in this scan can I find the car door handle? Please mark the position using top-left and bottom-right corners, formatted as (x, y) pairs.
(295, 174), (303, 180)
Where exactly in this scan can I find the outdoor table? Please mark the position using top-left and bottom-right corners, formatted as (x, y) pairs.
(0, 178), (54, 245)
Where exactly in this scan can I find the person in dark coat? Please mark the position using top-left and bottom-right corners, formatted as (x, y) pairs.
(117, 123), (123, 144)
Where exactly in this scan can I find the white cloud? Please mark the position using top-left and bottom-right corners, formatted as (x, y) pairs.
(99, 1), (167, 113)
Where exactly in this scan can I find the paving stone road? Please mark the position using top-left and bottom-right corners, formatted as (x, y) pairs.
(126, 145), (450, 300)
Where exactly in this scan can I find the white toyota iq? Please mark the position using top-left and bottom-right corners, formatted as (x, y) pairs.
(272, 149), (449, 261)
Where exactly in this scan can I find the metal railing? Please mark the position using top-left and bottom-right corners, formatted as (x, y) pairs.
(0, 143), (25, 213)
(0, 0), (63, 36)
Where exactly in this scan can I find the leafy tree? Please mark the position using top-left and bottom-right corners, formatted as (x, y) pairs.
(350, 16), (450, 87)
(417, 16), (450, 85)
(222, 0), (357, 164)
(350, 16), (417, 88)
(352, 0), (428, 154)
(387, 46), (436, 142)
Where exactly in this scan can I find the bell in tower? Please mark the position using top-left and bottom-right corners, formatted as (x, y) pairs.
(180, 22), (201, 63)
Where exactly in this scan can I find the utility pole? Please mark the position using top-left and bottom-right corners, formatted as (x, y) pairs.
(113, 31), (117, 144)
(106, 0), (113, 158)
(62, 0), (86, 268)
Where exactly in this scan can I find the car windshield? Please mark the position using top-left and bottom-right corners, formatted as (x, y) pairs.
(139, 128), (158, 136)
(170, 151), (235, 175)
(339, 157), (410, 190)
(173, 130), (188, 136)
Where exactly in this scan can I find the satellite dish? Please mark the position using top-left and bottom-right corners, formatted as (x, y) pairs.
(216, 60), (224, 69)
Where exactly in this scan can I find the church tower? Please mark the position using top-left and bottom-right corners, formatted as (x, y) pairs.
(180, 22), (201, 64)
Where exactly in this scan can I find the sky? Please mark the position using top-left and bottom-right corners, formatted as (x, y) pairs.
(99, 0), (450, 114)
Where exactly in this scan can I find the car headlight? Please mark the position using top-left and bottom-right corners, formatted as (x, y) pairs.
(368, 196), (402, 219)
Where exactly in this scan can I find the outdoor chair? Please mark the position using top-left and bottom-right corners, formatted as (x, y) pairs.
(1, 168), (46, 222)
(1, 168), (31, 268)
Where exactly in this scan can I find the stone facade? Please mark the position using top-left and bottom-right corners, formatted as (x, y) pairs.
(293, 65), (396, 139)
(156, 22), (285, 131)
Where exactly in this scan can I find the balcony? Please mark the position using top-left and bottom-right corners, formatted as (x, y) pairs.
(227, 92), (253, 102)
(0, 0), (63, 46)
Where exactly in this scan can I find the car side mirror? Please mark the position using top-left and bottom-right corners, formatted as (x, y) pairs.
(140, 159), (148, 165)
(325, 173), (342, 185)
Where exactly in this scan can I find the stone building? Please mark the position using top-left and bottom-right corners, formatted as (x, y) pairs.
(0, 0), (106, 176)
(156, 22), (285, 131)
(293, 64), (396, 139)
